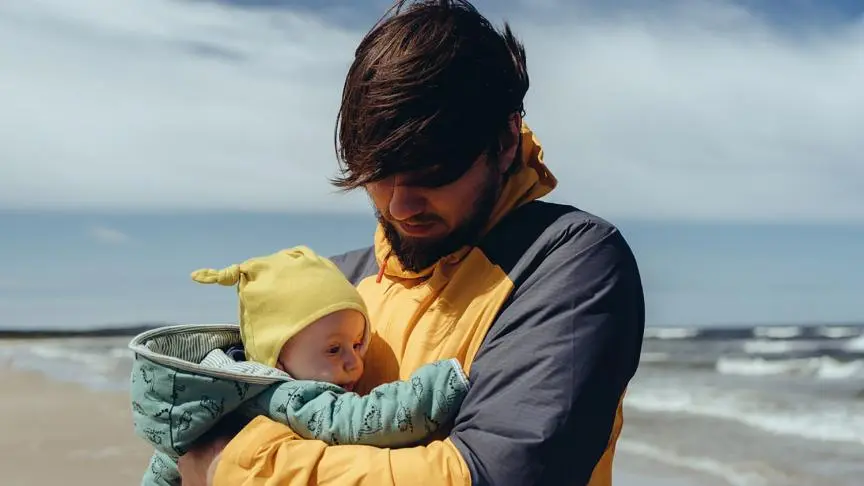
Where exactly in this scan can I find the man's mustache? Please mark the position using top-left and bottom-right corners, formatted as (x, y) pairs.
(380, 212), (444, 226)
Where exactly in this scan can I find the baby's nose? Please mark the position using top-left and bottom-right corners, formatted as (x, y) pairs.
(343, 351), (361, 371)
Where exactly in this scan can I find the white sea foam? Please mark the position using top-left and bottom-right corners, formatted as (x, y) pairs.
(753, 326), (802, 339)
(741, 340), (798, 355)
(644, 327), (701, 340)
(625, 384), (864, 446)
(0, 340), (131, 391)
(716, 356), (864, 379)
(27, 344), (117, 371)
(819, 326), (862, 339)
(844, 335), (864, 352)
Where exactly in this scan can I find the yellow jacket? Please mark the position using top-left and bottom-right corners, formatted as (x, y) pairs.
(212, 124), (645, 486)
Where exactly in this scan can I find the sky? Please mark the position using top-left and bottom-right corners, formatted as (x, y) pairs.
(1, 0), (863, 329)
(1, 0), (862, 221)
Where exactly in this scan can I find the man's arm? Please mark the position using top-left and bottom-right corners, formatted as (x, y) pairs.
(211, 220), (644, 486)
(451, 221), (645, 485)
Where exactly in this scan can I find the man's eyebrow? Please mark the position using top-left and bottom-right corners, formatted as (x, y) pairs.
(399, 165), (441, 179)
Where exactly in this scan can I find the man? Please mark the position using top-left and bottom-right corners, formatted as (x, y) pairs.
(179, 1), (645, 485)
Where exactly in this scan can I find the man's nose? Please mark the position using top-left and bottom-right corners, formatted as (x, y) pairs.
(388, 184), (425, 221)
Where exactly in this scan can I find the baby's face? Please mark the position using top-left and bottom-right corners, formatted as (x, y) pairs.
(276, 309), (366, 392)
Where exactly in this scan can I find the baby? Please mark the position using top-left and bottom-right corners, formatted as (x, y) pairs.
(190, 245), (372, 392)
(130, 246), (469, 486)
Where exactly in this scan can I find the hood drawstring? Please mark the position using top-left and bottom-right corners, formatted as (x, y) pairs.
(376, 253), (390, 284)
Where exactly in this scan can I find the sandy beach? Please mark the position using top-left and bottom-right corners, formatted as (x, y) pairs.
(0, 361), (708, 486)
(0, 366), (152, 486)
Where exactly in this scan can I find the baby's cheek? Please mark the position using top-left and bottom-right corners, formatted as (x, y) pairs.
(310, 361), (341, 383)
(292, 357), (339, 383)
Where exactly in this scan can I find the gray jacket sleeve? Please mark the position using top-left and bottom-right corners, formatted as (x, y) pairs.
(449, 219), (645, 486)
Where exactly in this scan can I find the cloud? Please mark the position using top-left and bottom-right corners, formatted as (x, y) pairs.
(88, 225), (131, 244)
(0, 0), (862, 222)
(520, 1), (864, 222)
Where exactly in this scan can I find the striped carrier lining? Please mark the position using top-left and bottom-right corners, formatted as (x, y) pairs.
(128, 323), (293, 384)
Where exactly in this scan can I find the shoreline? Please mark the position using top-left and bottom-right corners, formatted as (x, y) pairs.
(1, 363), (728, 486)
(1, 320), (861, 339)
(0, 323), (171, 340)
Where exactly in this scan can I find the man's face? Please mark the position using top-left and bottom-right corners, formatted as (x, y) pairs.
(363, 116), (522, 272)
(366, 153), (503, 273)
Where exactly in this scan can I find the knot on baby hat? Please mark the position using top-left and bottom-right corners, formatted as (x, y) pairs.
(190, 264), (242, 286)
(190, 246), (370, 368)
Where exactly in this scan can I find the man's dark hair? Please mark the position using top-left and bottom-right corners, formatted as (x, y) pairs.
(332, 0), (529, 190)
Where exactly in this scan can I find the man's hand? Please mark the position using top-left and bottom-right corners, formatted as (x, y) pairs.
(178, 436), (230, 486)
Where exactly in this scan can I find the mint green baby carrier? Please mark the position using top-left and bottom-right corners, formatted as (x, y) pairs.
(128, 324), (470, 486)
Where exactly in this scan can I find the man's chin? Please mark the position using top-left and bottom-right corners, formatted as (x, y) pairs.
(385, 233), (446, 272)
(394, 232), (445, 248)
(380, 217), (473, 271)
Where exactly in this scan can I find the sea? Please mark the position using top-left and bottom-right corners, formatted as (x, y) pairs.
(1, 212), (863, 485)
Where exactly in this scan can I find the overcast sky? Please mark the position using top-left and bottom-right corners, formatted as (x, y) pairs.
(1, 0), (862, 222)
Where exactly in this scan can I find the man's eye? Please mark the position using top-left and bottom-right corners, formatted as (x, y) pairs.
(408, 169), (463, 188)
(400, 163), (471, 189)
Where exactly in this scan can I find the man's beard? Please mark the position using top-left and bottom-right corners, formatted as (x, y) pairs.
(376, 176), (501, 273)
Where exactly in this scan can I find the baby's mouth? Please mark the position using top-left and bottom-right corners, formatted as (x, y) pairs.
(342, 382), (356, 392)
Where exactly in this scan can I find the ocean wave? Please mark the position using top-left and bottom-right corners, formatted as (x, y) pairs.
(716, 356), (864, 380)
(845, 335), (864, 352)
(753, 326), (802, 339)
(618, 439), (770, 486)
(0, 340), (131, 391)
(643, 324), (864, 342)
(820, 326), (862, 339)
(27, 344), (118, 372)
(738, 338), (849, 357)
(644, 327), (701, 340)
(741, 339), (802, 355)
(639, 352), (673, 363)
(625, 386), (864, 446)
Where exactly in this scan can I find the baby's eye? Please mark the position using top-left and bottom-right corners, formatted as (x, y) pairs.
(327, 345), (341, 354)
(353, 342), (363, 350)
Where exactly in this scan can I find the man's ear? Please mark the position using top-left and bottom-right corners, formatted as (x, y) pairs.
(497, 113), (522, 174)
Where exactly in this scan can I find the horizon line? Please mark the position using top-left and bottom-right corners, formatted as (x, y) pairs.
(1, 320), (863, 339)
(2, 208), (864, 226)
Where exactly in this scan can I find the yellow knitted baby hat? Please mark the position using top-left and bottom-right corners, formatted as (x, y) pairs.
(190, 246), (370, 368)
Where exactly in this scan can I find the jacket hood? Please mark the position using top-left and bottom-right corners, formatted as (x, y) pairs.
(373, 122), (558, 281)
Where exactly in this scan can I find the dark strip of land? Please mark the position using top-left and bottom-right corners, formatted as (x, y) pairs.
(0, 323), (172, 339)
